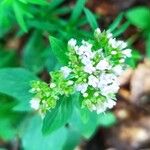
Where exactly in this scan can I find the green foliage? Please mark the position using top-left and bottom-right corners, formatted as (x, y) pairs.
(0, 0), (137, 149)
(84, 8), (98, 30)
(42, 96), (73, 134)
(126, 7), (150, 31)
(113, 21), (130, 37)
(126, 6), (150, 59)
(70, 0), (86, 24)
(0, 94), (25, 140)
(21, 115), (68, 150)
(108, 13), (124, 32)
(49, 36), (68, 65)
(0, 48), (18, 67)
(0, 68), (38, 111)
(22, 31), (49, 73)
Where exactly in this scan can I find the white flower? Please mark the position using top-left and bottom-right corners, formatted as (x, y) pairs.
(104, 99), (116, 109)
(94, 99), (116, 114)
(83, 93), (88, 97)
(77, 45), (87, 55)
(94, 92), (99, 97)
(82, 40), (92, 49)
(60, 66), (72, 78)
(113, 65), (124, 76)
(84, 64), (95, 74)
(96, 59), (110, 70)
(109, 38), (118, 49)
(111, 50), (117, 55)
(81, 56), (92, 65)
(101, 83), (119, 95)
(77, 45), (94, 60)
(30, 98), (40, 110)
(68, 38), (76, 48)
(88, 75), (99, 88)
(50, 83), (56, 88)
(106, 30), (113, 38)
(122, 49), (132, 57)
(98, 73), (120, 95)
(119, 58), (125, 63)
(99, 73), (118, 85)
(94, 28), (101, 37)
(96, 103), (107, 114)
(76, 83), (88, 93)
(117, 40), (127, 49)
(67, 80), (74, 85)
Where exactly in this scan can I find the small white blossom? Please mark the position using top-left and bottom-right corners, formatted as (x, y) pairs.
(119, 58), (125, 63)
(60, 66), (72, 78)
(106, 30), (113, 38)
(30, 98), (40, 110)
(68, 38), (76, 48)
(96, 59), (110, 71)
(98, 73), (119, 95)
(84, 64), (95, 74)
(76, 83), (88, 93)
(50, 83), (56, 88)
(76, 45), (87, 55)
(82, 40), (92, 49)
(94, 28), (101, 37)
(94, 99), (116, 114)
(67, 80), (74, 85)
(90, 104), (97, 111)
(104, 99), (116, 109)
(83, 93), (88, 97)
(81, 56), (92, 65)
(96, 103), (107, 114)
(94, 92), (99, 97)
(101, 83), (119, 96)
(113, 65), (124, 76)
(111, 50), (117, 55)
(117, 40), (127, 49)
(122, 49), (132, 57)
(88, 75), (99, 88)
(109, 38), (118, 49)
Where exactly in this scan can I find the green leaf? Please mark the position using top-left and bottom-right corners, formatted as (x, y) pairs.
(0, 94), (25, 140)
(70, 0), (86, 23)
(108, 13), (124, 32)
(113, 21), (130, 37)
(0, 68), (38, 111)
(70, 107), (98, 139)
(48, 0), (64, 10)
(49, 36), (68, 65)
(26, 0), (48, 5)
(63, 127), (81, 150)
(13, 1), (27, 32)
(126, 7), (150, 30)
(0, 49), (18, 67)
(97, 112), (116, 127)
(42, 96), (73, 134)
(84, 8), (98, 30)
(22, 31), (49, 73)
(21, 115), (68, 150)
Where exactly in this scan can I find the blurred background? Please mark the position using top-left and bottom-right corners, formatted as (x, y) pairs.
(0, 0), (150, 150)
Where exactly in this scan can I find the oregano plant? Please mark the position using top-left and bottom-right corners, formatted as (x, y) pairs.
(30, 28), (132, 134)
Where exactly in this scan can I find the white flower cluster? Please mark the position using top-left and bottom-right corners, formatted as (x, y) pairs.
(30, 97), (40, 110)
(67, 28), (132, 114)
(30, 28), (132, 115)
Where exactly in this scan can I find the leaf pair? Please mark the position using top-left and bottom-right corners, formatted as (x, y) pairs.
(42, 95), (73, 135)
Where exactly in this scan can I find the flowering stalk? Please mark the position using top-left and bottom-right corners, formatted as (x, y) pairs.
(30, 28), (132, 115)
